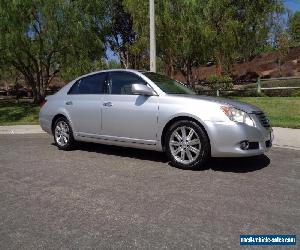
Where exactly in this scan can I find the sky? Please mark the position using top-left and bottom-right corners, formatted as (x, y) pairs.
(106, 46), (119, 62)
(285, 0), (300, 12)
(106, 0), (300, 62)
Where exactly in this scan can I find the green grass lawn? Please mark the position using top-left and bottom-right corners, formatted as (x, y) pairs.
(232, 97), (300, 128)
(0, 97), (299, 128)
(0, 100), (40, 125)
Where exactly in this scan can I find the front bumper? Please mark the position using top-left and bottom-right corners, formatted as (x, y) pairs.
(206, 120), (273, 157)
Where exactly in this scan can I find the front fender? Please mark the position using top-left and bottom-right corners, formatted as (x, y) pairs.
(157, 111), (213, 151)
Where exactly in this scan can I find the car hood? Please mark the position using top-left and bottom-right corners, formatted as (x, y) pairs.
(168, 94), (262, 113)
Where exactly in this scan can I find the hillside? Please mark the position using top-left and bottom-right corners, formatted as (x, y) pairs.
(175, 46), (300, 84)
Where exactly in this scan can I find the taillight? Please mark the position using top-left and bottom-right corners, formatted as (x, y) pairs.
(40, 99), (47, 107)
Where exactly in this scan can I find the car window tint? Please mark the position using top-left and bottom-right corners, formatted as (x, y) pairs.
(110, 72), (146, 95)
(68, 73), (107, 94)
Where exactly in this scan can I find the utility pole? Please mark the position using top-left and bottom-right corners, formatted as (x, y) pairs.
(149, 0), (156, 72)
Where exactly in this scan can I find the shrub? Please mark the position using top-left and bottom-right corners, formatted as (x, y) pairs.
(206, 75), (233, 91)
(291, 90), (300, 97)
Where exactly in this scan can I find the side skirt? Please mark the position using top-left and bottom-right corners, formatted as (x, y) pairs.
(74, 133), (163, 151)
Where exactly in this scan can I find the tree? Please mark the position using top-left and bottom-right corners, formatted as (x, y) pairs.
(289, 11), (300, 46)
(107, 1), (136, 68)
(123, 0), (212, 85)
(123, 0), (150, 70)
(277, 32), (290, 76)
(236, 0), (285, 60)
(0, 0), (106, 103)
(204, 0), (284, 75)
(204, 0), (240, 75)
(122, 0), (284, 83)
(157, 1), (212, 85)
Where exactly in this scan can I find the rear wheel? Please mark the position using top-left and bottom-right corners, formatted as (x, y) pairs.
(165, 120), (210, 170)
(53, 117), (75, 150)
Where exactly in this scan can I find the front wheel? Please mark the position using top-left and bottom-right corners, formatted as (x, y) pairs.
(165, 120), (210, 170)
(53, 117), (75, 150)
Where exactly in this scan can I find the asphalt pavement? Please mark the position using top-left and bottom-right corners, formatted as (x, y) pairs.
(0, 134), (299, 249)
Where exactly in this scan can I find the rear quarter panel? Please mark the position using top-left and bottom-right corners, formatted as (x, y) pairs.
(39, 81), (75, 134)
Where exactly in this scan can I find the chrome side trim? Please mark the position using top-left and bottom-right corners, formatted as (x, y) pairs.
(76, 132), (157, 145)
(75, 133), (160, 151)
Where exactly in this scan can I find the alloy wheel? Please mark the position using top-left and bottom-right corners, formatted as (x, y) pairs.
(54, 120), (70, 147)
(169, 126), (201, 165)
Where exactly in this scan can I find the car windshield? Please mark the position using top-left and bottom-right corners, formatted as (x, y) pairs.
(142, 72), (196, 95)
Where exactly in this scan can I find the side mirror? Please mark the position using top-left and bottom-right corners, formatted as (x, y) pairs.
(131, 83), (156, 96)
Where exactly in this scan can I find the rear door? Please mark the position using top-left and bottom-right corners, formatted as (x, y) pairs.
(65, 72), (107, 135)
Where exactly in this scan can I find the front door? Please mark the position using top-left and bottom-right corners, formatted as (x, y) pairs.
(101, 71), (158, 144)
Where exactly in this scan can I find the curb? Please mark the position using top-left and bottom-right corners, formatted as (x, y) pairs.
(273, 144), (300, 151)
(0, 125), (44, 134)
(272, 127), (300, 151)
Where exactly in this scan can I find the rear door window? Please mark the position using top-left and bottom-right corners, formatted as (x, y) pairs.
(68, 73), (107, 94)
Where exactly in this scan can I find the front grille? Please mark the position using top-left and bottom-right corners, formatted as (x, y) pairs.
(254, 112), (270, 128)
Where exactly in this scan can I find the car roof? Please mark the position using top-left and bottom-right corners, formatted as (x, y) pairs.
(78, 69), (152, 79)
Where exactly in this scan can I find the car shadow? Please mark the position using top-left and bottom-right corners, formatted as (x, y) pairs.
(207, 155), (270, 173)
(70, 142), (169, 163)
(57, 142), (270, 173)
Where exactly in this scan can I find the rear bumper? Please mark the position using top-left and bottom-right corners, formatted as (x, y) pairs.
(39, 110), (52, 135)
(206, 121), (273, 157)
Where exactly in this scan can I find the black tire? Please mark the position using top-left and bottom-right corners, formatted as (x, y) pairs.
(165, 120), (210, 170)
(53, 117), (75, 150)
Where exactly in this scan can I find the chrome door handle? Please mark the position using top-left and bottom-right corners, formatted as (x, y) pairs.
(103, 102), (113, 107)
(65, 101), (73, 105)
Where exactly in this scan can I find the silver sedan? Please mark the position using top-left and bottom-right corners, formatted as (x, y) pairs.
(39, 69), (273, 169)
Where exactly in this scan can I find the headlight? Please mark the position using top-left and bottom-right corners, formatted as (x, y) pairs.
(221, 106), (255, 126)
